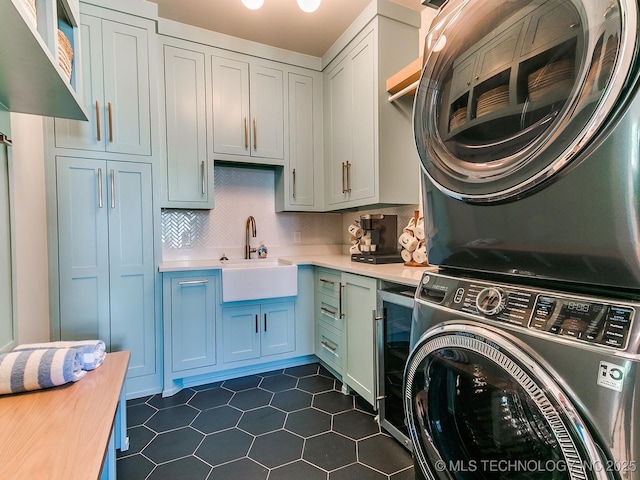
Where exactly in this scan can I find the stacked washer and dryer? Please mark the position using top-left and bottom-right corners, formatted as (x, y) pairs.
(405, 0), (640, 479)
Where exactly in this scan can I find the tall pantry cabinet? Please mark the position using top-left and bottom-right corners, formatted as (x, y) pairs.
(45, 2), (162, 398)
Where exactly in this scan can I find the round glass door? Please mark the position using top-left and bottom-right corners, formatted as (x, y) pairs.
(404, 325), (609, 480)
(414, 0), (638, 202)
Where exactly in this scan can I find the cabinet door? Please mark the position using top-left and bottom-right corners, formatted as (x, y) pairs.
(0, 116), (16, 352)
(163, 45), (214, 208)
(250, 65), (284, 159)
(342, 272), (377, 406)
(54, 15), (105, 151)
(346, 33), (376, 203)
(212, 56), (250, 157)
(288, 73), (315, 206)
(222, 304), (261, 363)
(325, 59), (351, 205)
(101, 19), (151, 155)
(261, 301), (295, 357)
(54, 16), (151, 155)
(169, 275), (216, 372)
(107, 161), (155, 378)
(56, 156), (111, 345)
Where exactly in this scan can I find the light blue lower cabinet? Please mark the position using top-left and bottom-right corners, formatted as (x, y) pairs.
(222, 301), (295, 363)
(162, 266), (315, 397)
(169, 274), (217, 372)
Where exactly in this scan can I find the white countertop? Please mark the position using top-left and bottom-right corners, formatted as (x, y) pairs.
(159, 254), (438, 287)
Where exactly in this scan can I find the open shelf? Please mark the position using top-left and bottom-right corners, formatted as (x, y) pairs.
(0, 0), (86, 120)
(386, 56), (422, 100)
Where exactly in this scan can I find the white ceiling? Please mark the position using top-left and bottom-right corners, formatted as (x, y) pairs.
(148, 0), (425, 58)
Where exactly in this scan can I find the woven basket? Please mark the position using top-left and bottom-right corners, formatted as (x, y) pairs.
(57, 29), (73, 83)
(21, 0), (37, 26)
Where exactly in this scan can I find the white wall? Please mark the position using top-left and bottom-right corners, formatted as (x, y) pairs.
(10, 113), (50, 343)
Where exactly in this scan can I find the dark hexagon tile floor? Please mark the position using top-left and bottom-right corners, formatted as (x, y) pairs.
(116, 363), (414, 480)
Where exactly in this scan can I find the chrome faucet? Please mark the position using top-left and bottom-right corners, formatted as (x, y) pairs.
(245, 216), (257, 259)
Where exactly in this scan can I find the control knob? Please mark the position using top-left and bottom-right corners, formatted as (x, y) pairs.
(476, 287), (506, 316)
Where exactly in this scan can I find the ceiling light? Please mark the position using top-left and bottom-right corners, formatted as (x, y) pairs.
(242, 0), (265, 10)
(297, 0), (321, 13)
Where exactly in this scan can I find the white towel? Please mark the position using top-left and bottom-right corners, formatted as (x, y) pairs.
(0, 348), (86, 395)
(13, 340), (107, 371)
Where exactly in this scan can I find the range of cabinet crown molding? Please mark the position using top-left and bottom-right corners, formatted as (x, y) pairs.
(31, 0), (421, 399)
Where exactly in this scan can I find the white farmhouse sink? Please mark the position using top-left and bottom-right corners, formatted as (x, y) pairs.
(221, 258), (298, 302)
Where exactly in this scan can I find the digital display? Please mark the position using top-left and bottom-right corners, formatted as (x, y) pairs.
(530, 295), (633, 349)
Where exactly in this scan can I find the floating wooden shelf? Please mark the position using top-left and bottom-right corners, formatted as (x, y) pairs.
(386, 56), (422, 100)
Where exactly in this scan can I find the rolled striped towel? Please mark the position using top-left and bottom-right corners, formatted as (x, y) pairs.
(13, 340), (106, 371)
(0, 348), (86, 395)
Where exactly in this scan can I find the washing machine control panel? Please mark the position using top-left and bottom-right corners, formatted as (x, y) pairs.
(417, 273), (636, 350)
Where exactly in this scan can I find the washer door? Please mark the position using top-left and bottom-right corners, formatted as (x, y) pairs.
(404, 324), (610, 480)
(414, 0), (638, 203)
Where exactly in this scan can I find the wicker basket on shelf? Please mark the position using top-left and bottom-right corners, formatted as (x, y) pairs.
(21, 0), (37, 26)
(57, 29), (73, 83)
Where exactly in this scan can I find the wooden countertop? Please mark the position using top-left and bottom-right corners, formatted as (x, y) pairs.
(0, 351), (130, 480)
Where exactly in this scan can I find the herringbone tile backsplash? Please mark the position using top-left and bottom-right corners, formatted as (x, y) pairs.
(162, 165), (419, 253)
(162, 165), (343, 251)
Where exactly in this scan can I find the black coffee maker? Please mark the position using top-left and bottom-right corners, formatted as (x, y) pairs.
(351, 214), (401, 264)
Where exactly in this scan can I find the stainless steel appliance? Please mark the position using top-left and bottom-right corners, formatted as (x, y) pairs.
(413, 0), (640, 291)
(351, 214), (401, 264)
(376, 286), (416, 450)
(405, 271), (639, 480)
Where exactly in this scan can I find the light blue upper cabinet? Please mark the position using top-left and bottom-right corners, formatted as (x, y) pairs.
(0, 0), (86, 120)
(55, 156), (156, 382)
(287, 73), (315, 206)
(161, 41), (214, 209)
(212, 54), (284, 164)
(54, 13), (152, 155)
(323, 16), (419, 210)
(325, 31), (376, 207)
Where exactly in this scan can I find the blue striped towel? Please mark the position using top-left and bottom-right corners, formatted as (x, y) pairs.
(0, 348), (86, 395)
(13, 340), (107, 371)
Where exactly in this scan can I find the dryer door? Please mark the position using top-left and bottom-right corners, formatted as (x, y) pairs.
(414, 0), (638, 203)
(404, 324), (610, 480)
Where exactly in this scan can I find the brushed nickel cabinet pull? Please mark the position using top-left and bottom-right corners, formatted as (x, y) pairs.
(107, 102), (113, 143)
(341, 162), (346, 193)
(201, 161), (206, 195)
(98, 168), (103, 208)
(321, 306), (337, 316)
(110, 169), (115, 208)
(339, 283), (344, 318)
(244, 117), (249, 149)
(319, 278), (335, 285)
(292, 168), (296, 199)
(177, 279), (209, 286)
(321, 340), (337, 352)
(95, 101), (101, 142)
(253, 117), (257, 150)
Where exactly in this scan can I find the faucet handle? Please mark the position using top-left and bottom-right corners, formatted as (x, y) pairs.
(220, 253), (229, 262)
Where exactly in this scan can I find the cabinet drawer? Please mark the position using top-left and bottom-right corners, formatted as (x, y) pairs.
(315, 268), (341, 298)
(316, 324), (343, 372)
(316, 293), (343, 331)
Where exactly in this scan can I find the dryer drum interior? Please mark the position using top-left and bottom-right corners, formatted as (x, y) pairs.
(404, 326), (611, 480)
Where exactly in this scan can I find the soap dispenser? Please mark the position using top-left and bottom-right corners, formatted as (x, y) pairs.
(257, 241), (268, 258)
